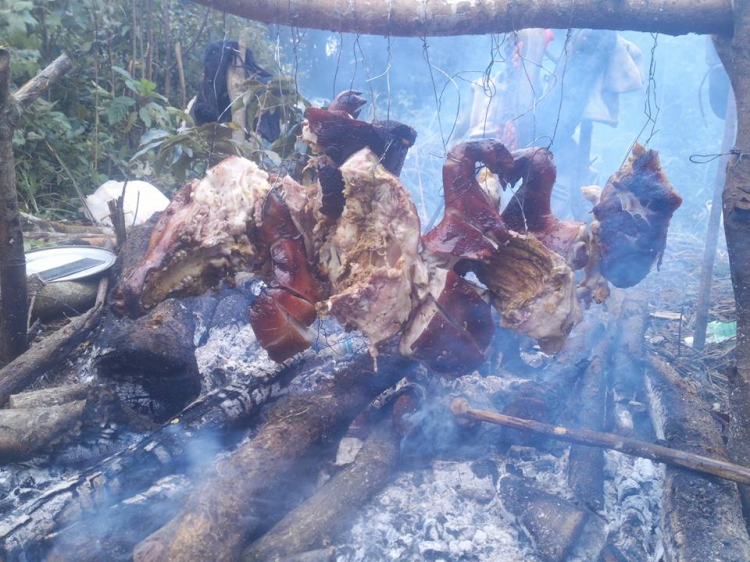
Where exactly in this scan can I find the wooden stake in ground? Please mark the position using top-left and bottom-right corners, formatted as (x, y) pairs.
(693, 89), (737, 351)
(0, 51), (73, 366)
(450, 398), (750, 488)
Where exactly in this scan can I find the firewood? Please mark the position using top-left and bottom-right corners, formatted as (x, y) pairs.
(243, 415), (400, 561)
(0, 384), (122, 464)
(646, 355), (750, 559)
(133, 349), (413, 562)
(450, 398), (750, 488)
(8, 382), (96, 409)
(43, 475), (191, 562)
(0, 277), (108, 407)
(566, 333), (612, 512)
(0, 353), (311, 558)
(499, 475), (597, 562)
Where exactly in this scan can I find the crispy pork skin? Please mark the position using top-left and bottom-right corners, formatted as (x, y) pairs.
(319, 148), (427, 358)
(113, 156), (270, 317)
(400, 268), (493, 374)
(502, 148), (589, 270)
(423, 140), (515, 261)
(592, 143), (682, 288)
(248, 187), (323, 362)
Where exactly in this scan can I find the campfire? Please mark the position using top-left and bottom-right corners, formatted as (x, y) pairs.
(0, 80), (746, 562)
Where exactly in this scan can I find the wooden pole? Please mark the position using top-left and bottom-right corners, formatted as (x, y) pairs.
(714, 0), (750, 518)
(0, 52), (73, 367)
(192, 0), (731, 37)
(450, 398), (750, 487)
(0, 49), (26, 366)
(694, 92), (737, 350)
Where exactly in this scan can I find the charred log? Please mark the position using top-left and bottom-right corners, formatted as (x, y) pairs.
(0, 354), (310, 560)
(242, 415), (400, 561)
(133, 349), (413, 562)
(647, 355), (750, 561)
(499, 475), (602, 562)
(94, 298), (203, 422)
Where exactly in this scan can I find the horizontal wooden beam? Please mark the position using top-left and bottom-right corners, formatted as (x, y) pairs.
(193, 0), (733, 37)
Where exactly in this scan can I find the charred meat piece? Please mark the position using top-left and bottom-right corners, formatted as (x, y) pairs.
(422, 139), (515, 262)
(592, 143), (682, 288)
(422, 140), (581, 352)
(113, 157), (271, 318)
(301, 92), (416, 222)
(302, 104), (417, 176)
(249, 187), (323, 362)
(319, 148), (427, 359)
(400, 268), (493, 375)
(502, 147), (589, 270)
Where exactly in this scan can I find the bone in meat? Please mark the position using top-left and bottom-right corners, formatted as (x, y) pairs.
(113, 156), (270, 317)
(592, 143), (682, 288)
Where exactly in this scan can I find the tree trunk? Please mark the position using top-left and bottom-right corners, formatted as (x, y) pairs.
(715, 1), (750, 523)
(191, 0), (731, 37)
(0, 50), (28, 366)
(0, 52), (73, 366)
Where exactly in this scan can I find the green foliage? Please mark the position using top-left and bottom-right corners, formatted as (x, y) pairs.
(133, 74), (309, 182)
(2, 0), (296, 219)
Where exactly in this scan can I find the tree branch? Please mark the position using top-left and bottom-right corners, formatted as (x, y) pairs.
(192, 0), (732, 37)
(13, 54), (73, 111)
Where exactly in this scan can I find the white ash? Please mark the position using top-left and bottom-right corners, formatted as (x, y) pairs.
(339, 459), (539, 562)
(194, 322), (276, 391)
(603, 451), (664, 560)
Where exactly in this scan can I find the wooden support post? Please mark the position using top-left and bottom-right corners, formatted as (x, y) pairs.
(0, 51), (73, 367)
(714, 0), (750, 521)
(694, 92), (737, 350)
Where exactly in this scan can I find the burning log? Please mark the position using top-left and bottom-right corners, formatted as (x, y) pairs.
(0, 277), (108, 407)
(0, 354), (310, 559)
(94, 297), (205, 422)
(43, 475), (191, 562)
(450, 399), (750, 487)
(499, 311), (606, 443)
(566, 330), (614, 511)
(133, 349), (413, 562)
(646, 355), (750, 560)
(242, 415), (400, 561)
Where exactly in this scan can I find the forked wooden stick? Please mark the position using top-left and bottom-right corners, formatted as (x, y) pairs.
(450, 397), (750, 487)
